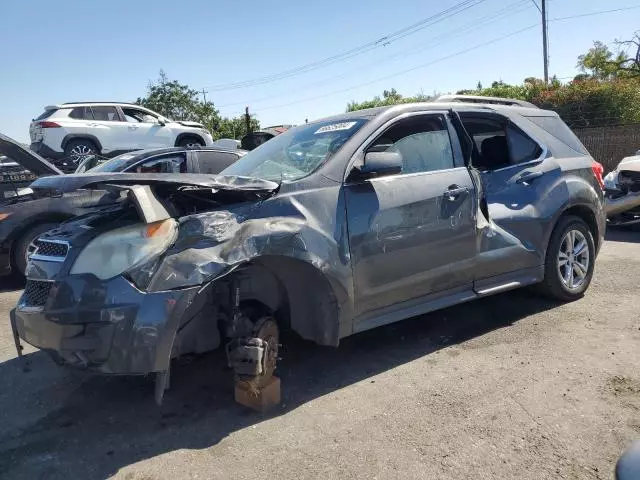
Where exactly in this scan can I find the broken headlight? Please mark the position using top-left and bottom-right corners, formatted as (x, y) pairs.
(603, 170), (620, 191)
(70, 219), (178, 280)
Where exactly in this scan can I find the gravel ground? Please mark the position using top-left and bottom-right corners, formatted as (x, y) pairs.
(0, 229), (639, 480)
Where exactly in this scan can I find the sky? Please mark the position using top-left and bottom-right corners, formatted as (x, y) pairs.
(1, 0), (639, 143)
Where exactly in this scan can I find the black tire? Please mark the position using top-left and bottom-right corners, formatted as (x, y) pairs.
(178, 136), (205, 148)
(13, 223), (60, 276)
(538, 215), (596, 301)
(64, 139), (98, 168)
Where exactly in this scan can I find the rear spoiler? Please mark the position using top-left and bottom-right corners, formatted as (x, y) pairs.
(44, 105), (61, 111)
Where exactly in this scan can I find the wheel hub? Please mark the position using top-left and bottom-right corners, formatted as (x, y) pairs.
(557, 229), (589, 290)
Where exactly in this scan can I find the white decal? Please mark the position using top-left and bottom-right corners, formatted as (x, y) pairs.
(315, 121), (357, 134)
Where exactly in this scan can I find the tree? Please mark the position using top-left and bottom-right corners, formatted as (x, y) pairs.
(576, 41), (626, 80)
(136, 70), (259, 139)
(611, 32), (640, 77)
(216, 116), (260, 140)
(346, 88), (435, 112)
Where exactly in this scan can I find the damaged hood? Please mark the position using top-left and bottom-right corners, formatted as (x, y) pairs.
(0, 132), (63, 176)
(617, 154), (640, 173)
(29, 172), (279, 195)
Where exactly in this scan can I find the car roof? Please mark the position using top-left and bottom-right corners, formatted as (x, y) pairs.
(45, 102), (147, 110)
(307, 101), (556, 126)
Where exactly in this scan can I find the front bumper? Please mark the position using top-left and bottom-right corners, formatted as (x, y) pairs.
(11, 274), (202, 374)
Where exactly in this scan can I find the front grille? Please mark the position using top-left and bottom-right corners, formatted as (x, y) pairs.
(23, 280), (52, 307)
(34, 240), (68, 259)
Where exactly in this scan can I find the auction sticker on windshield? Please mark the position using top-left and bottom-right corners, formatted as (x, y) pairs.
(315, 122), (358, 134)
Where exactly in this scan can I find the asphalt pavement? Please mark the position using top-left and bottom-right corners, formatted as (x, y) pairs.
(0, 229), (639, 479)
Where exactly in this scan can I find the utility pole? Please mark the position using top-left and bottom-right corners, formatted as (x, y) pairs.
(541, 0), (549, 83)
(201, 88), (208, 103)
(245, 106), (252, 134)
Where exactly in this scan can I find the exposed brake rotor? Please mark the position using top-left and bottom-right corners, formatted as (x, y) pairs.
(251, 317), (279, 384)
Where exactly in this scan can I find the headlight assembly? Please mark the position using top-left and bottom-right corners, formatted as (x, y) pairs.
(70, 219), (177, 280)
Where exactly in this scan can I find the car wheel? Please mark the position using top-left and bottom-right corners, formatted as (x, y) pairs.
(13, 223), (60, 276)
(64, 139), (98, 166)
(538, 215), (595, 301)
(178, 136), (204, 148)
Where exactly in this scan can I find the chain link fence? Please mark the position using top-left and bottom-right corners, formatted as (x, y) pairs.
(574, 123), (640, 173)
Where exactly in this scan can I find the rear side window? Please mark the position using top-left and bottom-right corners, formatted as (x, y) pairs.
(34, 109), (56, 121)
(69, 107), (94, 120)
(132, 153), (187, 173)
(460, 113), (542, 171)
(507, 125), (542, 164)
(195, 151), (240, 174)
(91, 106), (120, 122)
(524, 115), (588, 155)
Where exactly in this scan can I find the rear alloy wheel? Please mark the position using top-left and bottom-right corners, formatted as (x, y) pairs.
(178, 137), (204, 148)
(539, 215), (595, 301)
(64, 139), (98, 166)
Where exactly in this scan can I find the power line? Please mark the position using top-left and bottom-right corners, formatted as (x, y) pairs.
(218, 0), (532, 110)
(550, 4), (640, 21)
(250, 5), (640, 115)
(530, 0), (541, 13)
(255, 24), (539, 112)
(205, 0), (488, 91)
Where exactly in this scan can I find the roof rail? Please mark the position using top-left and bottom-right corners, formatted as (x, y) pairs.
(435, 94), (538, 109)
(61, 101), (136, 105)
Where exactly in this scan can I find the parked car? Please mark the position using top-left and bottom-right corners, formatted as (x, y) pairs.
(29, 102), (215, 172)
(211, 138), (241, 150)
(240, 125), (292, 150)
(0, 137), (245, 277)
(603, 150), (640, 226)
(10, 96), (605, 405)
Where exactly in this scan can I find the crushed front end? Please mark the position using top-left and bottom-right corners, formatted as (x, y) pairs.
(10, 175), (281, 379)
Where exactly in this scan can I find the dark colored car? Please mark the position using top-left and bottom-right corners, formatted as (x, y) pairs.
(10, 97), (606, 404)
(0, 139), (245, 276)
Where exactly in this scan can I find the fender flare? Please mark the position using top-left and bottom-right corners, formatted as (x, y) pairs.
(61, 134), (103, 152)
(151, 255), (348, 372)
(174, 132), (205, 147)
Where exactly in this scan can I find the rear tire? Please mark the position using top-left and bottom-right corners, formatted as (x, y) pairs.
(178, 136), (205, 148)
(64, 139), (98, 170)
(538, 215), (595, 301)
(13, 223), (60, 276)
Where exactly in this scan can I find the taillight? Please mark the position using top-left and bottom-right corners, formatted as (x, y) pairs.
(591, 161), (604, 190)
(38, 121), (61, 128)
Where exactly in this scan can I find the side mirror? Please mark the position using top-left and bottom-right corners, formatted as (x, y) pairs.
(354, 151), (403, 179)
(156, 116), (167, 126)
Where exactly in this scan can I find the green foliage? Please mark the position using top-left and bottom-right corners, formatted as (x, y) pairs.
(216, 115), (260, 140)
(346, 88), (434, 112)
(136, 70), (259, 140)
(576, 41), (628, 80)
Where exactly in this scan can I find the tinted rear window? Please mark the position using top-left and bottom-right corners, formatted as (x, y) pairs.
(69, 106), (94, 120)
(34, 109), (56, 121)
(525, 116), (587, 155)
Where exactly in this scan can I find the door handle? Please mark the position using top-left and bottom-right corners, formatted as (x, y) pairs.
(443, 185), (468, 200)
(128, 125), (139, 131)
(515, 171), (544, 184)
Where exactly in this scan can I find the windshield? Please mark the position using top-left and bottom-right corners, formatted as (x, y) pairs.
(90, 152), (139, 172)
(222, 118), (367, 181)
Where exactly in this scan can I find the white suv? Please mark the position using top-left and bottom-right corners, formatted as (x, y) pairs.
(29, 102), (214, 171)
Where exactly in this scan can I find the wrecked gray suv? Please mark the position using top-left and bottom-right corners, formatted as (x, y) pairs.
(11, 96), (606, 402)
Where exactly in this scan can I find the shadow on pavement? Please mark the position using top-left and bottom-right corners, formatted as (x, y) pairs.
(0, 290), (560, 479)
(606, 227), (640, 244)
(0, 275), (24, 293)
